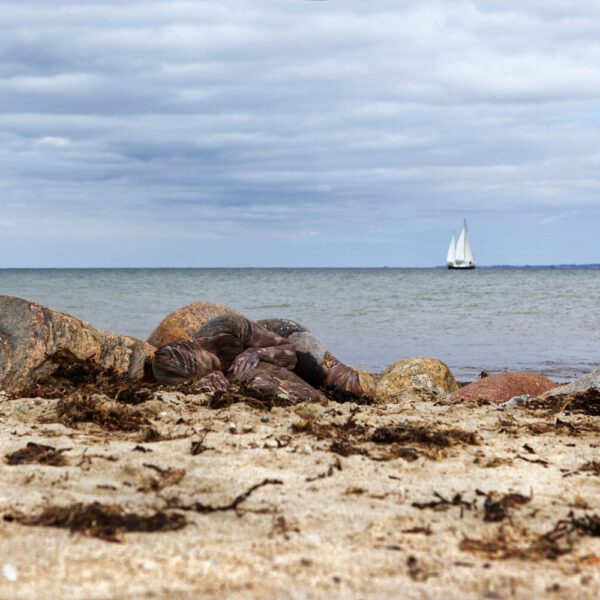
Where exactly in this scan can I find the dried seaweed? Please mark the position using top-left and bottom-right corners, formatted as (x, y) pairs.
(138, 464), (187, 492)
(372, 423), (480, 448)
(321, 386), (375, 405)
(482, 492), (532, 522)
(305, 458), (342, 482)
(412, 492), (476, 512)
(329, 439), (370, 458)
(167, 478), (283, 514)
(562, 389), (600, 416)
(579, 461), (600, 476)
(5, 442), (68, 467)
(56, 394), (148, 432)
(209, 389), (272, 411)
(461, 512), (600, 560)
(516, 455), (549, 467)
(8, 502), (186, 542)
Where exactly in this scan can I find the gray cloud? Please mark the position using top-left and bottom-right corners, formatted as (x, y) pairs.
(1, 0), (600, 266)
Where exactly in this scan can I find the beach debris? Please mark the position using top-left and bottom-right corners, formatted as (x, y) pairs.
(481, 491), (532, 522)
(372, 423), (480, 448)
(375, 357), (459, 404)
(190, 440), (213, 455)
(447, 372), (555, 404)
(579, 461), (600, 476)
(133, 445), (152, 453)
(460, 512), (600, 560)
(516, 455), (549, 467)
(5, 502), (187, 542)
(0, 295), (154, 395)
(406, 555), (435, 581)
(561, 389), (600, 416)
(305, 457), (342, 482)
(56, 394), (148, 432)
(412, 492), (476, 514)
(5, 442), (69, 467)
(166, 478), (283, 514)
(138, 464), (186, 492)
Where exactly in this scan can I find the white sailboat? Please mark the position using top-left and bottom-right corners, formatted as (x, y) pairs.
(447, 219), (475, 269)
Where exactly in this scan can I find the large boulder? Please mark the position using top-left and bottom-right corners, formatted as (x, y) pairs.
(0, 296), (155, 395)
(375, 357), (459, 403)
(447, 371), (555, 404)
(147, 301), (241, 348)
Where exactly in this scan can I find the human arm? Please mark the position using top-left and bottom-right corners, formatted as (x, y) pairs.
(229, 322), (297, 378)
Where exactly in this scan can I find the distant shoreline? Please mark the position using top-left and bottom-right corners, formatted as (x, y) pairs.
(1, 264), (600, 270)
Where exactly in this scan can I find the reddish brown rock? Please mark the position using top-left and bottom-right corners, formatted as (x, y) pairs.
(146, 301), (241, 348)
(0, 295), (155, 395)
(447, 372), (555, 404)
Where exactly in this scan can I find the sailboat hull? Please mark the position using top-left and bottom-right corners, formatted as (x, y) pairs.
(447, 264), (475, 270)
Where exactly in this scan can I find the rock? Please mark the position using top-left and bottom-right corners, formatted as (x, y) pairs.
(146, 301), (241, 348)
(0, 295), (154, 395)
(531, 365), (600, 406)
(546, 366), (600, 397)
(447, 372), (555, 404)
(375, 357), (459, 403)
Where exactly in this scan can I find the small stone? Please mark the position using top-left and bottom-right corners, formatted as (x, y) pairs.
(2, 564), (17, 582)
(228, 422), (237, 433)
(303, 444), (313, 454)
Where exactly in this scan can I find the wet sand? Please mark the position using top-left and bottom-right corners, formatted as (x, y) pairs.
(0, 389), (599, 599)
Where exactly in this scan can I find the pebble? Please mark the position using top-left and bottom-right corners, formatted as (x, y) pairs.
(2, 564), (18, 582)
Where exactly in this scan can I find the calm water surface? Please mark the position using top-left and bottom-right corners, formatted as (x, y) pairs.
(1, 267), (599, 382)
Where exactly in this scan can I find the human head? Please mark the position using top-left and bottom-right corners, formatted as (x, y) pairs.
(152, 340), (221, 385)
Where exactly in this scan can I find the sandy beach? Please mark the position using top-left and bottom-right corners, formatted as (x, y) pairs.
(1, 385), (599, 599)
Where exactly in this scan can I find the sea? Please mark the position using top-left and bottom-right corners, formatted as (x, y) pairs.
(1, 267), (599, 383)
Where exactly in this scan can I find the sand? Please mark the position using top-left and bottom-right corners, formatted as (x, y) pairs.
(0, 388), (599, 600)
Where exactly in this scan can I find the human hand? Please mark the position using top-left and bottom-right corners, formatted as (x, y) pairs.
(229, 349), (260, 379)
(197, 371), (230, 392)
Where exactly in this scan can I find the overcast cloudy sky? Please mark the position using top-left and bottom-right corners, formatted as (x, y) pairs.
(2, 0), (600, 267)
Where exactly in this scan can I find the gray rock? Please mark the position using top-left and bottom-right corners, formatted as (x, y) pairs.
(550, 366), (600, 395)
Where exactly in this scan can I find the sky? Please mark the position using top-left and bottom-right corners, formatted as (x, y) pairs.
(1, 0), (600, 267)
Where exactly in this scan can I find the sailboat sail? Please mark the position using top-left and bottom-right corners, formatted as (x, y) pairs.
(446, 219), (475, 269)
(463, 225), (474, 264)
(455, 227), (466, 263)
(446, 233), (456, 264)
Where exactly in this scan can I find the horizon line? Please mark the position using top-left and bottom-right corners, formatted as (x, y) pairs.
(1, 264), (600, 270)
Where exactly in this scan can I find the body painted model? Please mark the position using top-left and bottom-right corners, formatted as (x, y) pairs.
(152, 314), (375, 398)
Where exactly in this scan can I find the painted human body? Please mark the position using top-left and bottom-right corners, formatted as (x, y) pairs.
(152, 314), (375, 398)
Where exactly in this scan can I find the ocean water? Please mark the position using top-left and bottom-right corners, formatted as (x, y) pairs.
(1, 267), (599, 382)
